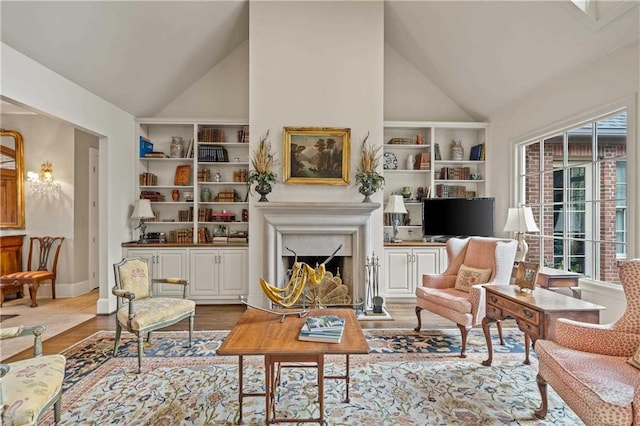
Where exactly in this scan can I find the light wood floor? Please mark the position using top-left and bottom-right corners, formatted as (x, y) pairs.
(4, 290), (460, 363)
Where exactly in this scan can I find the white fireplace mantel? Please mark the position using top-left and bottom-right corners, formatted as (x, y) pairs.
(257, 202), (381, 302)
(256, 202), (381, 216)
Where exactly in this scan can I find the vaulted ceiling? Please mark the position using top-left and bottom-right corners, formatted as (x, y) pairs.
(2, 1), (638, 120)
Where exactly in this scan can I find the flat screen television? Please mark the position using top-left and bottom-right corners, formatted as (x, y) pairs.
(423, 197), (495, 238)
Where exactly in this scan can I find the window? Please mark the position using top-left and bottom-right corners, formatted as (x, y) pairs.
(517, 110), (627, 283)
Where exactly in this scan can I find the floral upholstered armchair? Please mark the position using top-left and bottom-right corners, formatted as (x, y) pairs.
(534, 258), (640, 425)
(112, 257), (196, 373)
(0, 325), (66, 425)
(415, 237), (518, 357)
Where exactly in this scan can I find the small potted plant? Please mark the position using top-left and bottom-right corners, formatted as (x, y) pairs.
(247, 130), (277, 202)
(355, 131), (384, 202)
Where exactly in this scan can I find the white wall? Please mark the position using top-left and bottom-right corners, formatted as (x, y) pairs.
(1, 42), (136, 314)
(248, 1), (384, 305)
(0, 114), (74, 293)
(489, 42), (639, 258)
(156, 40), (249, 120)
(384, 43), (473, 122)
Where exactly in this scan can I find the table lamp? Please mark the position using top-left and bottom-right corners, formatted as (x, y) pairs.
(503, 206), (539, 262)
(385, 194), (408, 243)
(131, 199), (155, 243)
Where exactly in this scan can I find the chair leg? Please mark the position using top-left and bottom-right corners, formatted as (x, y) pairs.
(457, 324), (472, 358)
(54, 392), (62, 424)
(137, 336), (144, 374)
(28, 283), (39, 307)
(188, 314), (194, 348)
(414, 306), (423, 332)
(534, 373), (548, 419)
(146, 331), (152, 342)
(51, 278), (56, 299)
(113, 323), (122, 356)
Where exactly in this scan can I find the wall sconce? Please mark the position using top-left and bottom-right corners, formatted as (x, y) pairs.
(27, 161), (62, 196)
(503, 206), (540, 263)
(130, 199), (155, 243)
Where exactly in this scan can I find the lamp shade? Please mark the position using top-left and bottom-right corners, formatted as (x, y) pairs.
(130, 199), (155, 219)
(384, 195), (408, 214)
(503, 206), (539, 233)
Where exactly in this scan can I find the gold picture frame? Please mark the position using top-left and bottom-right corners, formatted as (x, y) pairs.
(283, 127), (350, 185)
(515, 261), (540, 292)
(174, 164), (191, 186)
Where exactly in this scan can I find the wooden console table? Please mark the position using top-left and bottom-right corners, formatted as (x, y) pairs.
(481, 285), (605, 366)
(0, 234), (25, 305)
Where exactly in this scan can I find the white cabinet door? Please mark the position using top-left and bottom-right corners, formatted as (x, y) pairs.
(413, 248), (442, 288)
(154, 249), (188, 297)
(218, 248), (248, 295)
(189, 249), (219, 299)
(384, 248), (413, 297)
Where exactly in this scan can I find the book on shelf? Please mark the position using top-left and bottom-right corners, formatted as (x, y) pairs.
(469, 143), (484, 161)
(144, 151), (168, 158)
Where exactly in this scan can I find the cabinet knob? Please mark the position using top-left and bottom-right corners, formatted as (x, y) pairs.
(523, 309), (534, 319)
(489, 295), (497, 303)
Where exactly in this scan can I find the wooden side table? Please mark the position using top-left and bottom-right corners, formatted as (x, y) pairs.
(481, 285), (605, 366)
(536, 267), (581, 297)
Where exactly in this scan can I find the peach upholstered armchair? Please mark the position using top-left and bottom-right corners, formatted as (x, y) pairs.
(415, 236), (518, 357)
(534, 259), (640, 425)
(112, 257), (196, 373)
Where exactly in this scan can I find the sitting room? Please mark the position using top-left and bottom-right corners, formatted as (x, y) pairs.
(1, 1), (639, 424)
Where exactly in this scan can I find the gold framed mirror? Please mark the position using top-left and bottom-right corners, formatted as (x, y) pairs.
(1, 129), (25, 229)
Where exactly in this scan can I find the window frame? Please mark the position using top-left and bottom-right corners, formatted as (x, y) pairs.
(512, 105), (631, 283)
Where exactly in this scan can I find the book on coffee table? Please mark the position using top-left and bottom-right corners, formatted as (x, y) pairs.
(298, 314), (345, 343)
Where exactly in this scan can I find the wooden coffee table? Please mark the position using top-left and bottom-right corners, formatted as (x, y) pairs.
(481, 285), (605, 366)
(217, 307), (369, 424)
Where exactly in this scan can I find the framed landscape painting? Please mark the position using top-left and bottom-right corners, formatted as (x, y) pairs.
(283, 127), (350, 185)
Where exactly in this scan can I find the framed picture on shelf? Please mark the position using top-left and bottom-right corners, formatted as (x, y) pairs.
(283, 127), (350, 185)
(174, 165), (191, 186)
(515, 261), (540, 292)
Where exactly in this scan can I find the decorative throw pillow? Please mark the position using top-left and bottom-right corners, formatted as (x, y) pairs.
(454, 264), (493, 292)
(627, 345), (640, 369)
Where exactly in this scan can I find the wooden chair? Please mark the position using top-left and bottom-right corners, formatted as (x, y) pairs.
(113, 257), (195, 373)
(0, 236), (64, 307)
(0, 325), (66, 425)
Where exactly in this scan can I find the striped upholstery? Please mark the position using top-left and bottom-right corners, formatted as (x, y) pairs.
(0, 236), (64, 308)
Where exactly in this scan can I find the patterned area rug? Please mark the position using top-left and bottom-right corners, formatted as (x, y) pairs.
(42, 329), (582, 425)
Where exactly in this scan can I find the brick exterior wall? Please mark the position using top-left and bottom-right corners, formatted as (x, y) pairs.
(522, 137), (626, 284)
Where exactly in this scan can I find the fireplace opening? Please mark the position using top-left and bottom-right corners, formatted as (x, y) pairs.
(283, 255), (352, 306)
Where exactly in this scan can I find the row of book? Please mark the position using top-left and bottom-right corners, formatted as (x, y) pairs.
(198, 145), (229, 162)
(438, 166), (472, 180)
(139, 172), (158, 186)
(435, 184), (467, 198)
(196, 228), (248, 244)
(298, 314), (345, 343)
